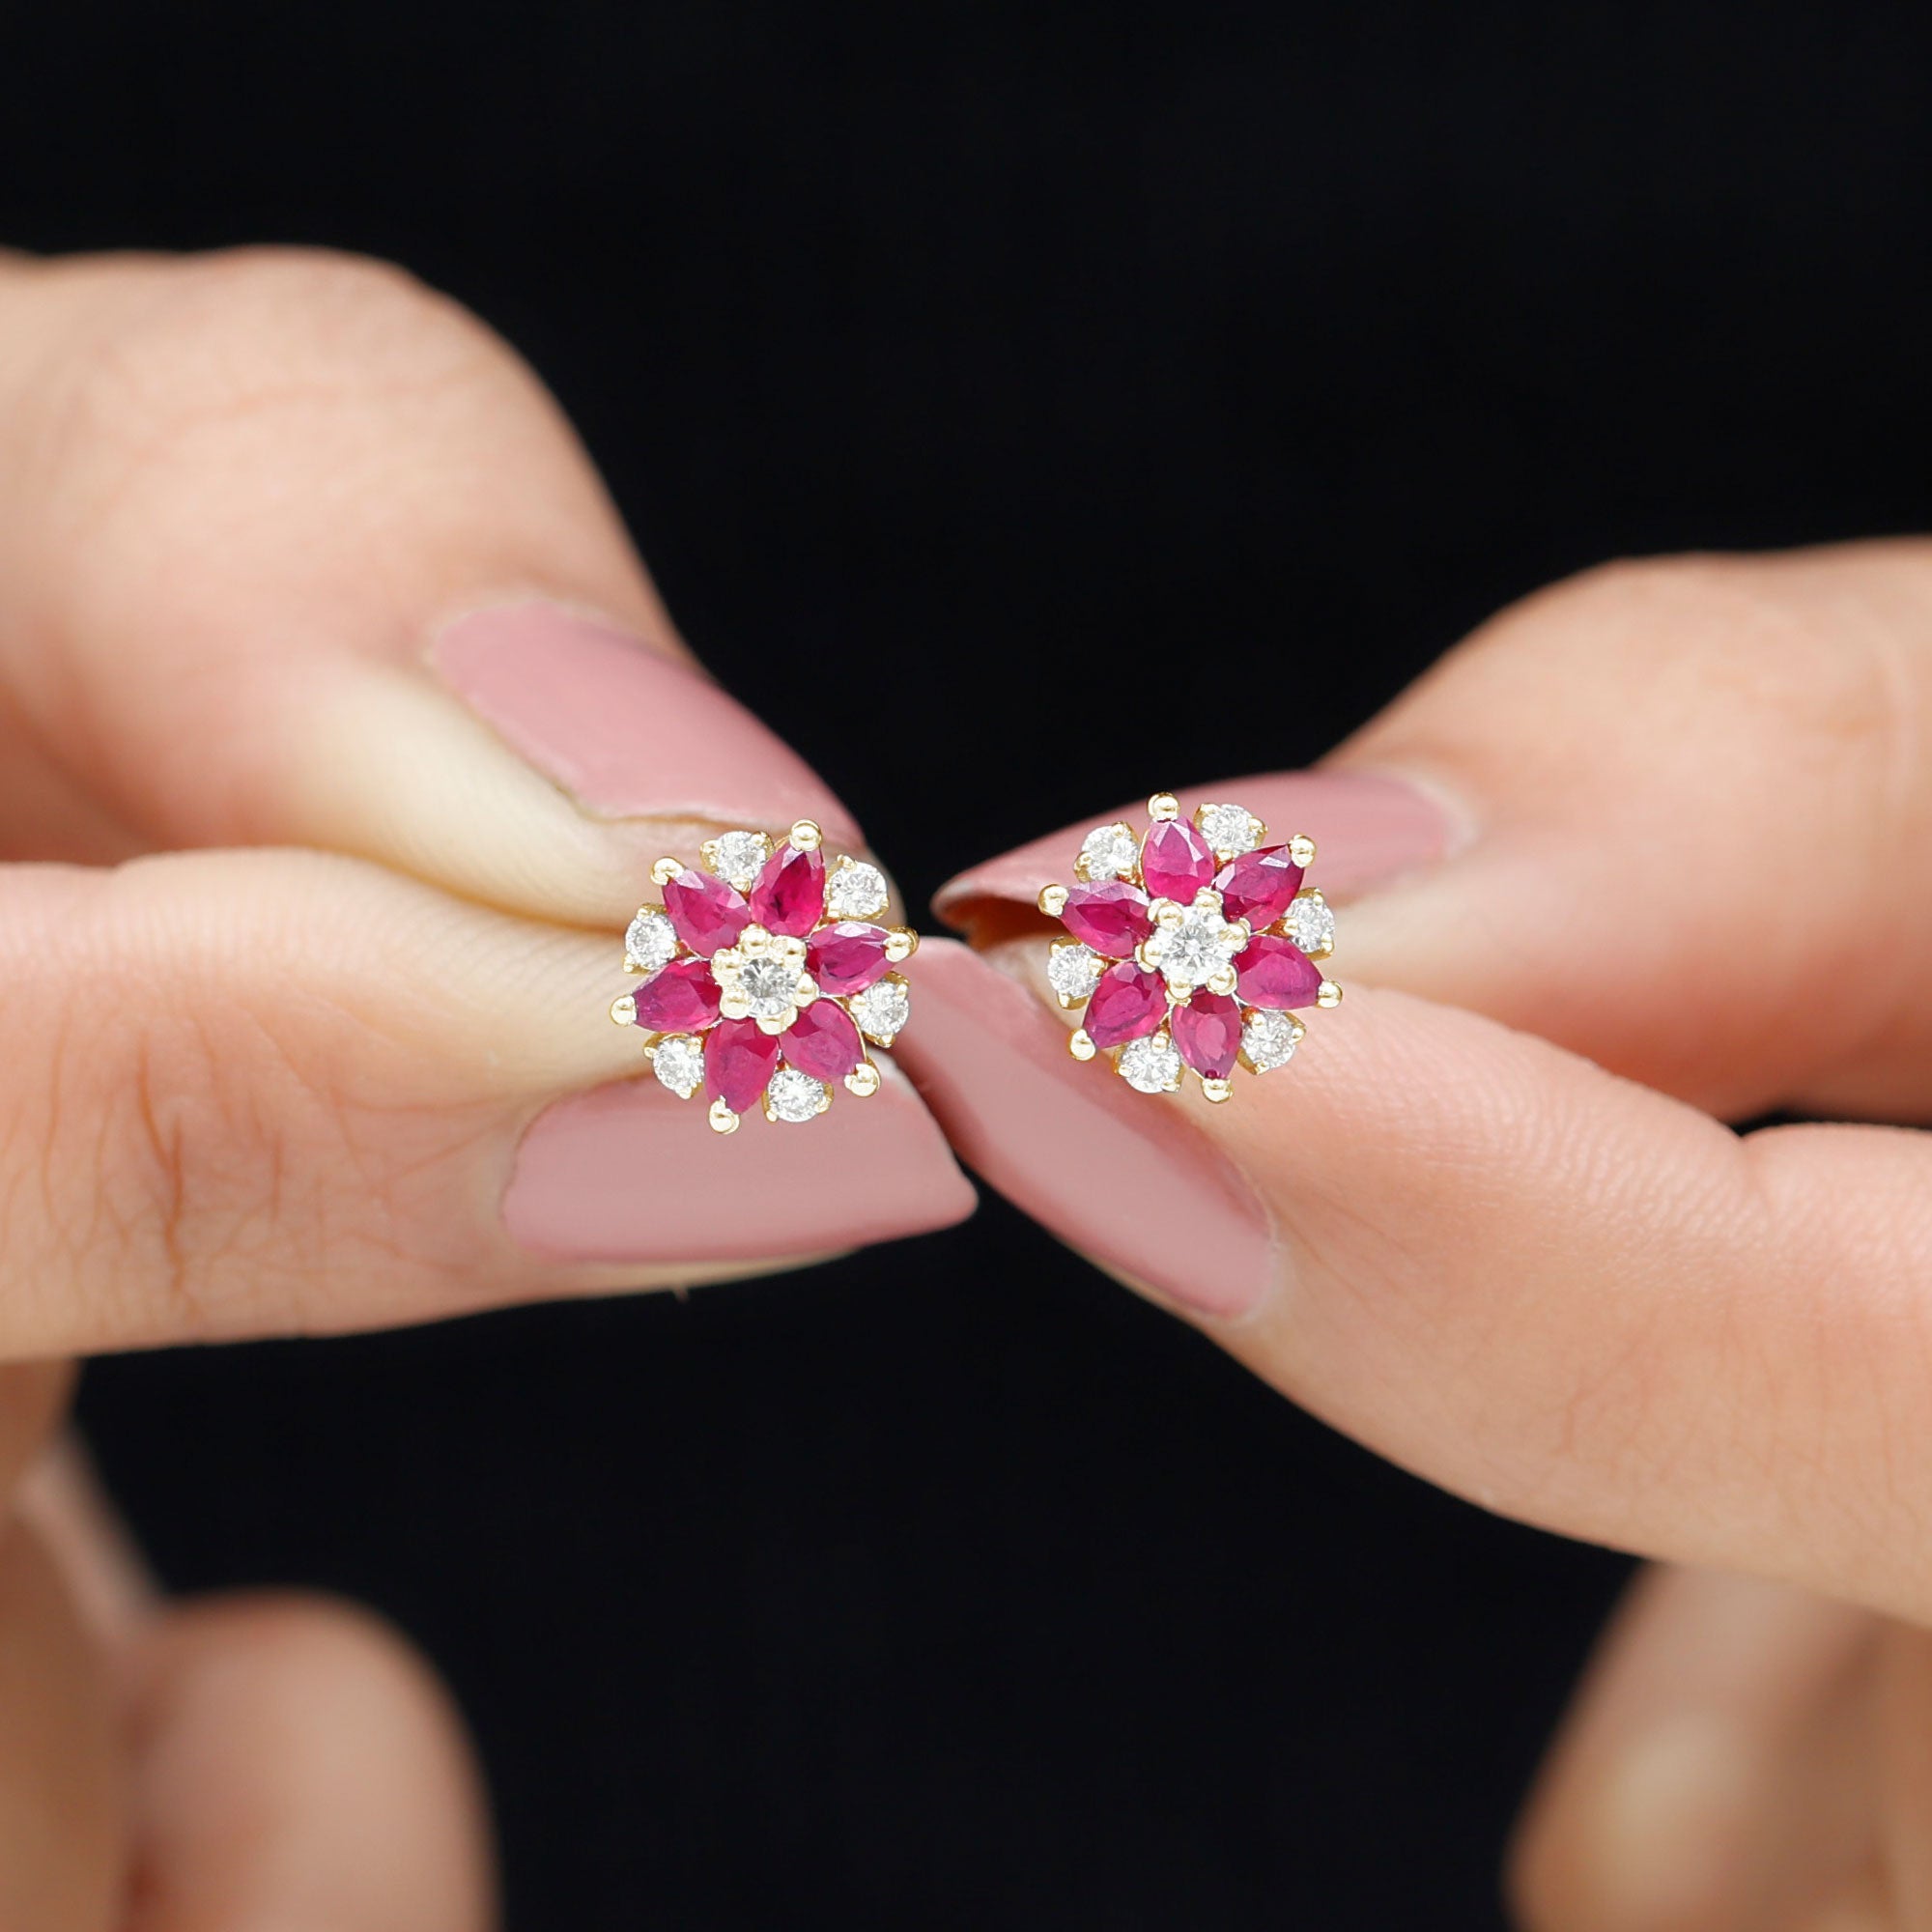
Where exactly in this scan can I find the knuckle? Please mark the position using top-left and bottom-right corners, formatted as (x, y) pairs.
(1413, 547), (1919, 784)
(29, 244), (520, 533)
(0, 972), (452, 1349)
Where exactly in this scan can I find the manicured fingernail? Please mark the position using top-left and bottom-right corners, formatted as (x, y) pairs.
(503, 1063), (975, 1263)
(432, 602), (864, 847)
(894, 941), (1273, 1319)
(933, 770), (1456, 928)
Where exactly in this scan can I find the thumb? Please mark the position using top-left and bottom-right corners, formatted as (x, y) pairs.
(911, 547), (1932, 1625)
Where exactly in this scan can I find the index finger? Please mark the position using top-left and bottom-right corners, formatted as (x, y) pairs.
(905, 946), (1932, 1622)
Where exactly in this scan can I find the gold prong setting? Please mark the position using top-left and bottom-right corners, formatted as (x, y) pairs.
(1038, 790), (1341, 1101)
(611, 824), (920, 1130)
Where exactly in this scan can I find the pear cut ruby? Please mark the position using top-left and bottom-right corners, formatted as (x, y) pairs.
(1083, 962), (1169, 1048)
(781, 1000), (865, 1081)
(1234, 933), (1322, 1009)
(1171, 990), (1242, 1078)
(1140, 819), (1217, 902)
(1214, 846), (1304, 929)
(633, 957), (723, 1033)
(703, 1017), (781, 1114)
(751, 842), (827, 937)
(1060, 881), (1152, 957)
(806, 921), (891, 996)
(663, 867), (752, 956)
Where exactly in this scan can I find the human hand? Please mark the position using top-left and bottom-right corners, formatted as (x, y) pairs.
(916, 545), (1932, 1927)
(0, 244), (973, 1928)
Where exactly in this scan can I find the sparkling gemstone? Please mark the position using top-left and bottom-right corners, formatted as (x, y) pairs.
(664, 867), (752, 957)
(1196, 803), (1262, 859)
(846, 976), (910, 1044)
(1083, 963), (1169, 1048)
(708, 830), (772, 892)
(766, 1065), (828, 1122)
(1045, 941), (1105, 1004)
(1171, 991), (1243, 1079)
(704, 1018), (781, 1114)
(649, 1033), (706, 1097)
(1282, 894), (1336, 954)
(807, 921), (891, 997)
(1143, 902), (1244, 991)
(1117, 1033), (1182, 1094)
(825, 859), (890, 920)
(1241, 1008), (1298, 1072)
(781, 1000), (865, 1081)
(1234, 933), (1323, 1009)
(1214, 846), (1304, 929)
(750, 841), (827, 937)
(1060, 881), (1152, 957)
(633, 957), (723, 1033)
(737, 953), (801, 1021)
(1140, 819), (1218, 902)
(1079, 822), (1140, 882)
(625, 907), (679, 973)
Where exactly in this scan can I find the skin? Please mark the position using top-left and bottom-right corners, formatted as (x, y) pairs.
(3, 239), (1928, 1924)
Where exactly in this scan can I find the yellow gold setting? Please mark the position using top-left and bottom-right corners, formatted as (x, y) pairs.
(613, 824), (920, 1130)
(1037, 790), (1341, 1101)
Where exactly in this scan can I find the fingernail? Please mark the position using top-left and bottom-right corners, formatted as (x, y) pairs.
(933, 770), (1457, 929)
(894, 941), (1273, 1319)
(504, 1063), (975, 1263)
(432, 602), (865, 848)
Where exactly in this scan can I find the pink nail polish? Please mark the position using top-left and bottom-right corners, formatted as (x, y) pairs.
(433, 603), (865, 847)
(504, 1066), (976, 1264)
(933, 770), (1455, 927)
(894, 941), (1275, 1320)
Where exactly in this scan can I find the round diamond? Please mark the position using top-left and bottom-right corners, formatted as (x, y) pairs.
(1143, 903), (1244, 991)
(846, 977), (910, 1044)
(766, 1066), (827, 1122)
(1117, 1033), (1182, 1094)
(1241, 1009), (1298, 1073)
(1079, 823), (1140, 882)
(1281, 895), (1336, 954)
(709, 831), (771, 892)
(1196, 803), (1262, 859)
(625, 908), (679, 973)
(737, 955), (798, 1020)
(826, 860), (890, 920)
(1046, 942), (1105, 1004)
(650, 1033), (705, 1097)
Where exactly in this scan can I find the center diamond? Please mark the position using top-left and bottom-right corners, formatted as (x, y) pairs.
(1144, 900), (1244, 992)
(736, 955), (800, 1021)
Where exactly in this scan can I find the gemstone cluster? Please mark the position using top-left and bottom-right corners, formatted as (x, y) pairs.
(1037, 792), (1340, 1101)
(612, 821), (917, 1132)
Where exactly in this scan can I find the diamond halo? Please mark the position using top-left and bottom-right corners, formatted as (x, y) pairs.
(1038, 791), (1340, 1101)
(611, 819), (920, 1132)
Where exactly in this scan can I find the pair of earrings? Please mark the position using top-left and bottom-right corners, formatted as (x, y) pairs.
(609, 791), (1340, 1132)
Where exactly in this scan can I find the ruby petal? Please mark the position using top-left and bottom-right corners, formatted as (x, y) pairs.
(1140, 819), (1217, 902)
(1234, 933), (1323, 1009)
(663, 867), (752, 956)
(632, 957), (723, 1033)
(1083, 962), (1169, 1049)
(703, 1017), (781, 1114)
(1214, 846), (1305, 929)
(1171, 990), (1243, 1078)
(750, 842), (827, 937)
(806, 921), (891, 997)
(781, 1000), (865, 1082)
(1060, 881), (1152, 958)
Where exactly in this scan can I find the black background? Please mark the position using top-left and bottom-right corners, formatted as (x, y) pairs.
(7, 4), (1930, 1925)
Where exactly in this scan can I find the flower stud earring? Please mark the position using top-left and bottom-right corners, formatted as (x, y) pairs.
(1037, 792), (1340, 1101)
(611, 821), (919, 1132)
